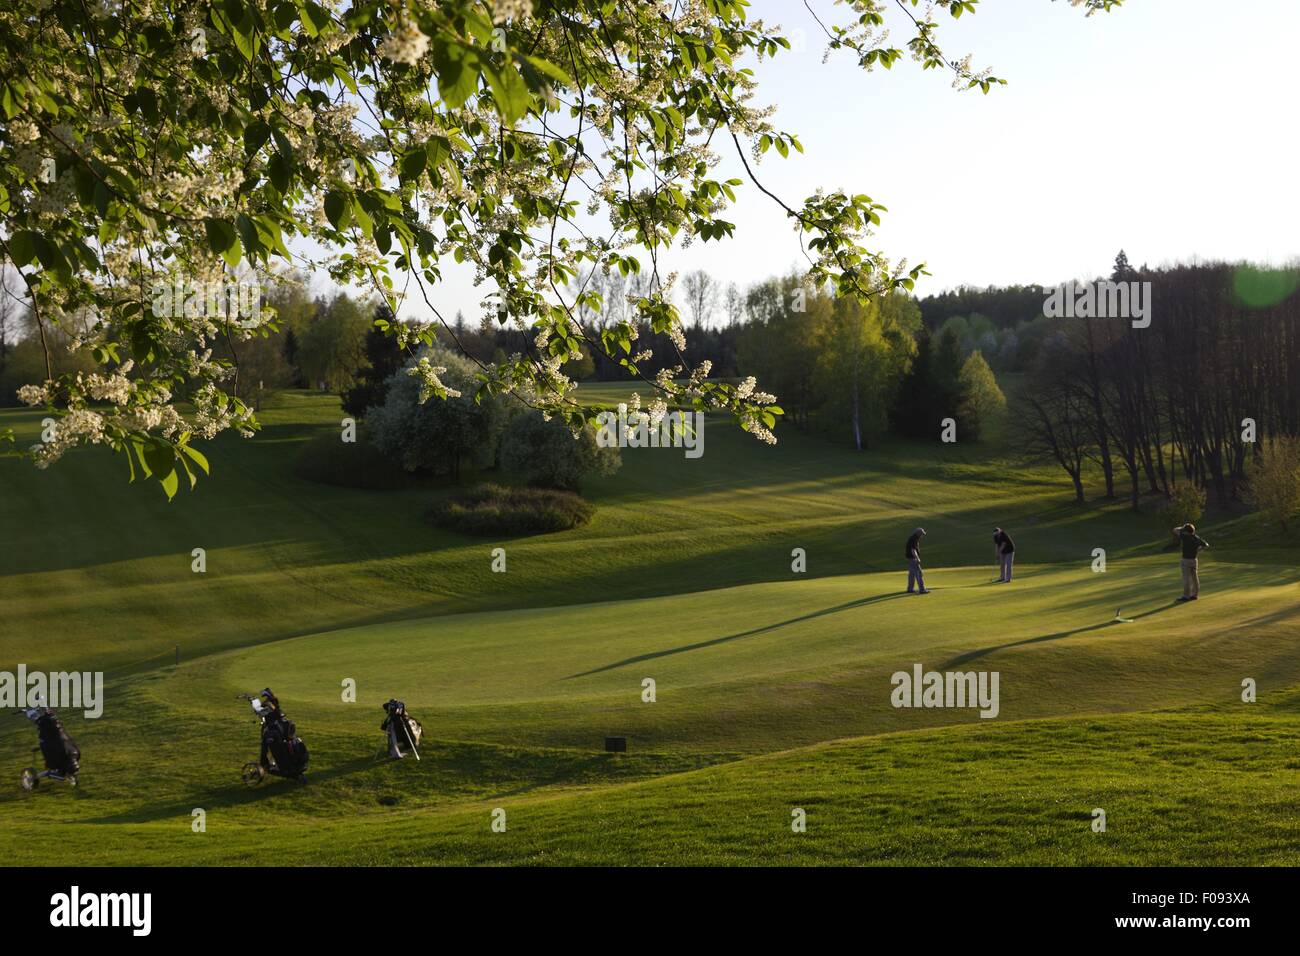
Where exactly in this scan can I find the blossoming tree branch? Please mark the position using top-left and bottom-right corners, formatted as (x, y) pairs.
(0, 0), (1120, 497)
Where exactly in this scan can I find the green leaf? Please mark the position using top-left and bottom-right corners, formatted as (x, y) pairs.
(93, 180), (110, 218)
(158, 467), (180, 500)
(177, 443), (210, 476)
(235, 213), (262, 260)
(229, 13), (259, 61)
(139, 441), (179, 498)
(522, 54), (572, 88)
(8, 230), (36, 266)
(0, 82), (18, 119)
(427, 135), (451, 169)
(371, 188), (402, 213)
(352, 203), (373, 239)
(272, 1), (297, 31)
(267, 152), (290, 194)
(271, 128), (295, 164)
(177, 451), (197, 490)
(433, 44), (480, 107)
(243, 119), (271, 157)
(31, 234), (69, 274)
(253, 215), (292, 259)
(323, 190), (350, 230)
(299, 2), (331, 36)
(485, 64), (530, 124)
(204, 218), (241, 268)
(400, 145), (427, 182)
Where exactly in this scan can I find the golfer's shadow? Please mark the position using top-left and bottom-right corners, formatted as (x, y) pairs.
(564, 592), (908, 680)
(940, 601), (1177, 668)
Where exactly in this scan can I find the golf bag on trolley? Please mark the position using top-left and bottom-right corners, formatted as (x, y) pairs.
(240, 688), (309, 785)
(381, 699), (422, 760)
(19, 705), (81, 791)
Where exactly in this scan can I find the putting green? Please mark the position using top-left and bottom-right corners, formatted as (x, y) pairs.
(204, 559), (1300, 754)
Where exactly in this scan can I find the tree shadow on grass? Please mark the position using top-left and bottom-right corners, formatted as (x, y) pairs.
(563, 592), (910, 679)
(1225, 601), (1300, 632)
(940, 601), (1178, 668)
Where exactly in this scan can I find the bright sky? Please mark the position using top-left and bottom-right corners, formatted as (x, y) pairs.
(385, 0), (1300, 326)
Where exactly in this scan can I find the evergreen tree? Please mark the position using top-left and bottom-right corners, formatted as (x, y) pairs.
(1112, 249), (1134, 281)
(341, 305), (407, 416)
(933, 325), (967, 421)
(890, 326), (969, 440)
(282, 328), (302, 387)
(892, 330), (937, 438)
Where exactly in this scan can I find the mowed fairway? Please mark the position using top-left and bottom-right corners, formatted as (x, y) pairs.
(1, 391), (1298, 865)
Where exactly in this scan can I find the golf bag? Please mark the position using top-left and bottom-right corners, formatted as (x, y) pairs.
(19, 706), (80, 790)
(263, 714), (309, 776)
(381, 699), (422, 760)
(34, 708), (80, 775)
(240, 690), (308, 785)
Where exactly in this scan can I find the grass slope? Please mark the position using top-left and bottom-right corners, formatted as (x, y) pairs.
(1, 391), (1297, 865)
(1, 390), (1210, 672)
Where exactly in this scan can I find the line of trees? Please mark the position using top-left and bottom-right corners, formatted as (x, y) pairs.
(920, 283), (1055, 332)
(215, 281), (379, 407)
(1014, 254), (1300, 511)
(428, 265), (1008, 451)
(919, 285), (1084, 375)
(6, 262), (997, 433)
(735, 273), (1005, 448)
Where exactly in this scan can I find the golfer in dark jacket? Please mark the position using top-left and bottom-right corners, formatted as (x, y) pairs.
(993, 527), (1015, 582)
(905, 527), (930, 594)
(1174, 523), (1209, 601)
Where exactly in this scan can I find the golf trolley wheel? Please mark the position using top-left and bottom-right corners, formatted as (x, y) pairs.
(20, 768), (37, 792)
(241, 762), (266, 788)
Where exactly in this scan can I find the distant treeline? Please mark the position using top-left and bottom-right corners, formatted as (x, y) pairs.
(917, 283), (1077, 375)
(458, 267), (1002, 450)
(8, 256), (1297, 521)
(1012, 255), (1300, 510)
(0, 264), (1008, 451)
(919, 283), (1052, 332)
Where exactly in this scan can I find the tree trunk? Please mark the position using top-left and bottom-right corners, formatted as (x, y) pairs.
(851, 370), (862, 451)
(1083, 320), (1116, 497)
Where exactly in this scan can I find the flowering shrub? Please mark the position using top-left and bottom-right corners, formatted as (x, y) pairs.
(501, 408), (619, 492)
(367, 344), (508, 478)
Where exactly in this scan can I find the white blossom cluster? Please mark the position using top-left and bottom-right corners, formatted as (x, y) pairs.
(379, 20), (429, 66)
(491, 0), (534, 23)
(407, 356), (462, 403)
